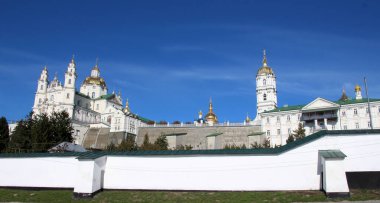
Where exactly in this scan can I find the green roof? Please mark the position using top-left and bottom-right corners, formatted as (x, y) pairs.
(206, 132), (223, 137)
(247, 132), (265, 136)
(264, 98), (380, 113)
(164, 133), (187, 136)
(1, 129), (379, 160)
(265, 105), (304, 113)
(95, 94), (115, 100)
(335, 98), (380, 105)
(319, 150), (346, 159)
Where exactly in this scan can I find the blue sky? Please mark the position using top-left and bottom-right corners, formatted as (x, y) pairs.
(1, 0), (380, 123)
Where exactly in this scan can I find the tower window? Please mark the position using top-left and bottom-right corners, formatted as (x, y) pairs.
(40, 85), (43, 90)
(267, 130), (270, 136)
(68, 79), (71, 84)
(92, 92), (95, 99)
(263, 94), (267, 101)
(263, 79), (266, 85)
(66, 93), (70, 99)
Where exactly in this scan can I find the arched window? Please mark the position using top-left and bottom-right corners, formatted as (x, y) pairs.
(263, 79), (266, 85)
(92, 92), (95, 99)
(263, 94), (267, 101)
(68, 79), (71, 84)
(66, 93), (70, 99)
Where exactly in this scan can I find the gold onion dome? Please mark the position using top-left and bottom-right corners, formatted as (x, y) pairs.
(83, 65), (107, 88)
(355, 84), (361, 92)
(205, 98), (218, 123)
(257, 50), (275, 75)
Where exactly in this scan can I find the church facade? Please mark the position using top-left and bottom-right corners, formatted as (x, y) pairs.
(32, 58), (148, 144)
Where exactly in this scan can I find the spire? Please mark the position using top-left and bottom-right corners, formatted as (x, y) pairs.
(339, 87), (348, 101)
(262, 49), (268, 67)
(209, 97), (213, 112)
(95, 57), (99, 68)
(71, 54), (75, 64)
(54, 72), (58, 80)
(124, 99), (130, 113)
(245, 113), (251, 123)
(199, 110), (203, 116)
(43, 65), (47, 71)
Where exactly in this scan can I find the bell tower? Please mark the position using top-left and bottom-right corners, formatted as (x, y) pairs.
(255, 50), (277, 119)
(33, 66), (49, 114)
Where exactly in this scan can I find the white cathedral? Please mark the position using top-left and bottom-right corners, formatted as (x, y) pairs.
(32, 53), (380, 148)
(32, 57), (147, 144)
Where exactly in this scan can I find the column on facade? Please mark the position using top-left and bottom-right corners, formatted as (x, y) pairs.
(324, 118), (327, 130)
(314, 119), (318, 130)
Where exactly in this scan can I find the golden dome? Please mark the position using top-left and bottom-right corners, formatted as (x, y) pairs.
(257, 50), (275, 75)
(355, 84), (361, 92)
(205, 98), (218, 123)
(83, 76), (107, 88)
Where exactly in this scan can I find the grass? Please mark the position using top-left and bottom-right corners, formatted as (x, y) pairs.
(0, 188), (379, 203)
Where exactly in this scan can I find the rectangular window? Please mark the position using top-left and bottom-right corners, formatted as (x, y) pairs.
(276, 116), (280, 123)
(354, 109), (358, 115)
(355, 123), (359, 129)
(342, 111), (346, 116)
(266, 117), (270, 124)
(267, 130), (270, 136)
(288, 128), (291, 134)
(66, 93), (70, 99)
(368, 122), (371, 128)
(277, 129), (280, 135)
(343, 125), (347, 130)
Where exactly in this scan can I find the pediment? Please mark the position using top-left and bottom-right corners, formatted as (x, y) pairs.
(302, 97), (339, 111)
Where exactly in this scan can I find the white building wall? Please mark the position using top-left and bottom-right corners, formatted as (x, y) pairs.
(0, 157), (77, 188)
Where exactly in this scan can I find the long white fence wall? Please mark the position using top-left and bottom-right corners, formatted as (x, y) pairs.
(103, 133), (380, 191)
(0, 131), (379, 193)
(0, 157), (78, 188)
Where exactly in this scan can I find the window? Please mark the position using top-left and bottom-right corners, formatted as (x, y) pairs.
(287, 115), (290, 121)
(354, 108), (358, 115)
(263, 94), (267, 101)
(277, 129), (280, 135)
(40, 85), (43, 90)
(276, 116), (280, 123)
(266, 117), (270, 124)
(332, 125), (335, 130)
(77, 100), (81, 106)
(342, 111), (346, 116)
(263, 79), (266, 85)
(343, 125), (347, 130)
(68, 79), (71, 84)
(288, 128), (291, 134)
(66, 93), (70, 99)
(368, 122), (371, 128)
(355, 123), (359, 129)
(92, 92), (95, 99)
(267, 130), (270, 136)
